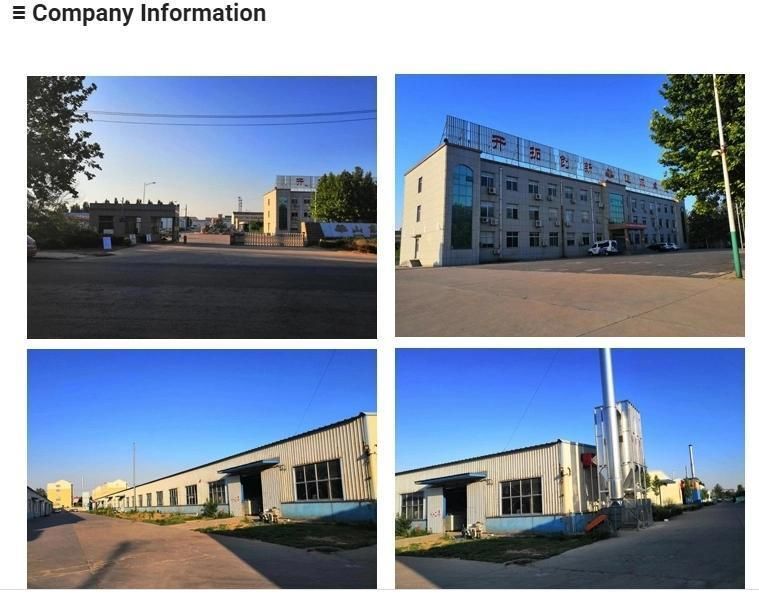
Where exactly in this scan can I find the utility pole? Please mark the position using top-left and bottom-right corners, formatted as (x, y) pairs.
(712, 74), (742, 278)
(132, 442), (136, 510)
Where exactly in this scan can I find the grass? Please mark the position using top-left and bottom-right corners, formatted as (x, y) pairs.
(396, 533), (605, 564)
(197, 522), (376, 551)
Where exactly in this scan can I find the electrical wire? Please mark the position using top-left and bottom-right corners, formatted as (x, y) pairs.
(80, 108), (376, 119)
(88, 117), (376, 127)
(295, 350), (337, 433)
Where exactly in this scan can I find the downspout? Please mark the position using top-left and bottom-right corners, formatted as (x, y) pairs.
(498, 167), (503, 258)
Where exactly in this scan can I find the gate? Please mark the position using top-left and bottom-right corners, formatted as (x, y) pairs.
(244, 232), (306, 247)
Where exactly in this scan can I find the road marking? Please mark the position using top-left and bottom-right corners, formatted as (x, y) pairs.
(585, 268), (602, 272)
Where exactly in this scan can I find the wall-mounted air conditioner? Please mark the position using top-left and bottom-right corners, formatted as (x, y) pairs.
(535, 220), (543, 228)
(487, 187), (497, 195)
(533, 193), (542, 201)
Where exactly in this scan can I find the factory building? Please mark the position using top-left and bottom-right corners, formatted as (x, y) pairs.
(400, 116), (686, 267)
(46, 479), (73, 509)
(88, 200), (180, 239)
(27, 487), (53, 519)
(94, 413), (377, 523)
(263, 175), (318, 235)
(231, 210), (263, 231)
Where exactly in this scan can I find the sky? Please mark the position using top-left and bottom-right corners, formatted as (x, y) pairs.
(395, 74), (695, 229)
(72, 77), (376, 218)
(28, 350), (376, 492)
(396, 349), (744, 490)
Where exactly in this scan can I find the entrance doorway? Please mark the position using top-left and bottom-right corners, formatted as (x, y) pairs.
(241, 473), (263, 515)
(443, 486), (467, 532)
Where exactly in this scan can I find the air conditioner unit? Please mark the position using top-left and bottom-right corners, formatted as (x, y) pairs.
(492, 249), (501, 256)
(487, 187), (497, 195)
(480, 217), (489, 224)
(535, 220), (543, 228)
(554, 220), (560, 227)
(489, 217), (498, 225)
(565, 221), (573, 227)
(533, 193), (542, 200)
(546, 194), (553, 201)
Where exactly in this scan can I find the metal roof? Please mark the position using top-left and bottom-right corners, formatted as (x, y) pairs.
(415, 472), (487, 487)
(218, 458), (280, 475)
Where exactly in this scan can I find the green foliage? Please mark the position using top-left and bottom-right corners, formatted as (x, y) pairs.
(712, 483), (725, 500)
(652, 505), (684, 521)
(395, 516), (412, 536)
(27, 77), (104, 215)
(35, 488), (47, 498)
(28, 210), (101, 249)
(201, 499), (218, 518)
(311, 167), (377, 222)
(651, 74), (745, 204)
(687, 198), (730, 248)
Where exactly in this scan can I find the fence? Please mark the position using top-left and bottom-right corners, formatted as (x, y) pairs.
(244, 232), (306, 247)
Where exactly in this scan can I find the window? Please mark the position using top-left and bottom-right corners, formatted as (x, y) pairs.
(480, 231), (495, 248)
(146, 493), (152, 507)
(169, 488), (178, 507)
(596, 233), (604, 242)
(97, 216), (115, 234)
(529, 232), (540, 247)
(186, 485), (198, 506)
(401, 493), (424, 520)
(592, 190), (601, 203)
(548, 207), (558, 221)
(609, 193), (624, 224)
(528, 180), (540, 195)
(547, 183), (558, 199)
(291, 198), (299, 206)
(564, 186), (574, 201)
(633, 215), (638, 224)
(565, 209), (575, 224)
(501, 478), (542, 515)
(581, 210), (590, 223)
(566, 232), (576, 247)
(294, 459), (344, 501)
(549, 232), (559, 247)
(278, 196), (288, 231)
(505, 231), (519, 248)
(417, 176), (423, 193)
(529, 206), (540, 221)
(480, 203), (495, 219)
(581, 233), (590, 246)
(208, 481), (227, 504)
(156, 491), (164, 506)
(665, 219), (670, 229)
(505, 204), (519, 219)
(451, 165), (474, 250)
(138, 495), (143, 507)
(481, 172), (495, 189)
(416, 205), (421, 222)
(579, 189), (588, 202)
(632, 198), (637, 211)
(642, 216), (647, 225)
(505, 176), (518, 191)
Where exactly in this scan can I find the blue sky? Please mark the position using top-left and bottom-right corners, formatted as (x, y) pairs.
(28, 350), (376, 492)
(74, 77), (376, 218)
(395, 74), (693, 229)
(396, 349), (744, 490)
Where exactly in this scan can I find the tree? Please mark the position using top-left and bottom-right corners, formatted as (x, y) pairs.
(713, 483), (725, 500)
(651, 74), (745, 204)
(311, 167), (376, 222)
(27, 76), (104, 218)
(687, 197), (729, 248)
(35, 488), (47, 498)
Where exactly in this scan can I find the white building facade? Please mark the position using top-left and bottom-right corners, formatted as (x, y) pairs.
(400, 116), (686, 267)
(94, 413), (377, 523)
(263, 175), (318, 235)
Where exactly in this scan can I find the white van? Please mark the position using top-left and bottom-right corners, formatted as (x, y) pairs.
(588, 240), (619, 256)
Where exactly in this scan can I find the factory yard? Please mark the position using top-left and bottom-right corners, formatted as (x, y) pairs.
(28, 511), (376, 589)
(396, 249), (744, 336)
(396, 502), (744, 589)
(27, 243), (376, 339)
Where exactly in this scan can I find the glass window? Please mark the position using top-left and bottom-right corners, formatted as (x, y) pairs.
(564, 186), (574, 201)
(480, 231), (495, 248)
(549, 232), (559, 247)
(451, 165), (474, 250)
(480, 203), (495, 219)
(566, 232), (576, 247)
(481, 172), (495, 188)
(581, 233), (590, 246)
(501, 477), (542, 515)
(565, 209), (575, 224)
(401, 493), (424, 520)
(579, 189), (588, 202)
(505, 231), (519, 248)
(169, 488), (178, 506)
(156, 491), (164, 506)
(186, 485), (198, 506)
(505, 204), (519, 219)
(294, 459), (343, 501)
(528, 180), (540, 195)
(547, 183), (558, 199)
(416, 205), (421, 222)
(208, 481), (227, 504)
(529, 206), (540, 221)
(146, 493), (152, 507)
(609, 193), (625, 224)
(581, 210), (590, 223)
(138, 495), (143, 507)
(529, 232), (540, 247)
(278, 196), (288, 231)
(505, 176), (518, 191)
(417, 176), (423, 193)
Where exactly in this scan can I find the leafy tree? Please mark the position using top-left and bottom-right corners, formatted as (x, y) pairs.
(35, 488), (47, 498)
(687, 197), (729, 248)
(651, 74), (745, 204)
(736, 484), (745, 497)
(27, 76), (104, 218)
(713, 483), (725, 500)
(311, 167), (376, 222)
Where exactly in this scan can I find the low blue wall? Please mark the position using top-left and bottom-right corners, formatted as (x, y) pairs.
(115, 504), (231, 516)
(486, 513), (595, 535)
(280, 500), (376, 523)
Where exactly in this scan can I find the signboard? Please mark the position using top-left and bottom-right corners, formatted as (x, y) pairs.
(443, 115), (673, 198)
(276, 175), (319, 191)
(319, 222), (377, 238)
(102, 236), (112, 250)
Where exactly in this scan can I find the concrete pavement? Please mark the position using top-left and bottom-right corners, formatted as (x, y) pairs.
(28, 511), (376, 588)
(396, 502), (744, 588)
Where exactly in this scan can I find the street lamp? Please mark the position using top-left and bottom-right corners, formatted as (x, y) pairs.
(711, 75), (742, 279)
(142, 181), (156, 203)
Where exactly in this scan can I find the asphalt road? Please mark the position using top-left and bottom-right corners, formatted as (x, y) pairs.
(28, 244), (376, 339)
(28, 511), (376, 588)
(396, 502), (744, 588)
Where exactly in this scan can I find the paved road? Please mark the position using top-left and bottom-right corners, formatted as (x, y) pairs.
(28, 511), (376, 588)
(28, 244), (376, 338)
(397, 250), (744, 337)
(396, 502), (744, 588)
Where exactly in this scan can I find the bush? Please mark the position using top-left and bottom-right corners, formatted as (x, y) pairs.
(395, 516), (412, 536)
(201, 499), (218, 518)
(652, 505), (684, 521)
(28, 211), (102, 250)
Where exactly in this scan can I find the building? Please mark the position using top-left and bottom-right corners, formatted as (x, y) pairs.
(396, 440), (598, 535)
(88, 199), (180, 239)
(27, 487), (53, 519)
(92, 479), (128, 501)
(94, 413), (377, 523)
(263, 175), (318, 235)
(400, 116), (687, 267)
(46, 479), (73, 509)
(646, 470), (683, 506)
(232, 211), (264, 231)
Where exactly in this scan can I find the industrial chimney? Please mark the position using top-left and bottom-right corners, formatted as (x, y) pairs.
(688, 444), (696, 478)
(599, 348), (624, 503)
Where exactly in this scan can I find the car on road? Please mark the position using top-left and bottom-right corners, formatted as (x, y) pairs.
(666, 242), (680, 251)
(648, 242), (670, 252)
(588, 240), (619, 256)
(27, 234), (38, 258)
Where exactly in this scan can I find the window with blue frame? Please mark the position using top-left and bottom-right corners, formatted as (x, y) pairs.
(608, 192), (625, 224)
(451, 165), (474, 249)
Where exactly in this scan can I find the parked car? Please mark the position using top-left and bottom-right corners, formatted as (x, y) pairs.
(666, 242), (680, 251)
(27, 234), (38, 258)
(648, 242), (669, 252)
(588, 240), (619, 256)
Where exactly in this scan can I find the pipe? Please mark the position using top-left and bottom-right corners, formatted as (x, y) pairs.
(688, 444), (696, 478)
(599, 349), (624, 503)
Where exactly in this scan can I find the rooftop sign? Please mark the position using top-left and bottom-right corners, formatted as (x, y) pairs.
(443, 115), (674, 199)
(276, 175), (319, 191)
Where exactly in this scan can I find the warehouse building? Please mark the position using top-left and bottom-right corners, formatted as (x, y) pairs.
(27, 487), (53, 519)
(46, 479), (73, 509)
(88, 199), (180, 239)
(263, 175), (317, 235)
(400, 116), (686, 267)
(94, 413), (377, 523)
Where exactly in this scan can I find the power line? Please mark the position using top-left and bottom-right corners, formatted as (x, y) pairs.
(88, 116), (376, 127)
(80, 108), (376, 119)
(296, 350), (337, 433)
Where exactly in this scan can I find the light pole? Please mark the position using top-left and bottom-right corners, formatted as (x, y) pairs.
(711, 74), (742, 278)
(142, 181), (156, 203)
